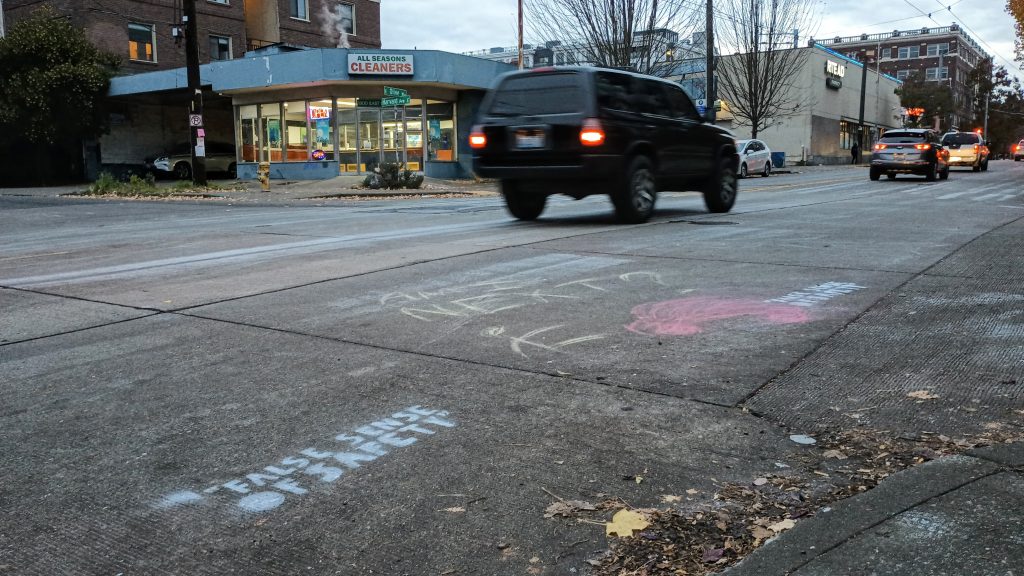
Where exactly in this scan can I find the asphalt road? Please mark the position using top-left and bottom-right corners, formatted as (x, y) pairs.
(1, 162), (1022, 574)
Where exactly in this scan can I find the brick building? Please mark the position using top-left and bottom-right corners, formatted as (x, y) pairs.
(3, 0), (381, 74)
(814, 25), (990, 130)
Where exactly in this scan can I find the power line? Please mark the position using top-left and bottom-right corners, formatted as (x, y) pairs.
(929, 0), (1019, 71)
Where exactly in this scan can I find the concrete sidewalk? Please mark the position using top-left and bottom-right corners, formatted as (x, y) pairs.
(724, 431), (1024, 575)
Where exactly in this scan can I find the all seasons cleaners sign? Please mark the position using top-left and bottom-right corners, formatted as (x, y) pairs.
(348, 53), (415, 75)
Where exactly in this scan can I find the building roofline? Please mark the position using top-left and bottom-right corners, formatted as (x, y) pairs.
(812, 24), (988, 59)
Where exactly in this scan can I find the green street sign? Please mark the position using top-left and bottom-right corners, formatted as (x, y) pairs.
(357, 98), (381, 107)
(383, 86), (409, 97)
(381, 95), (411, 107)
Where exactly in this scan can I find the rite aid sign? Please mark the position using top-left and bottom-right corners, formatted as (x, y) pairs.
(349, 54), (415, 75)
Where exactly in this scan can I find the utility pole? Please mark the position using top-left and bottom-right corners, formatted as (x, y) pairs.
(857, 52), (869, 158)
(705, 0), (715, 123)
(983, 61), (991, 138)
(0, 0), (7, 38)
(183, 0), (207, 185)
(517, 0), (524, 70)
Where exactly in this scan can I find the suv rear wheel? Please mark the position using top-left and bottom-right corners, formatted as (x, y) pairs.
(703, 156), (738, 213)
(174, 162), (192, 180)
(501, 180), (547, 221)
(612, 156), (657, 223)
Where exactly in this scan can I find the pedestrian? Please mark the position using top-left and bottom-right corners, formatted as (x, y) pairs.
(851, 141), (860, 164)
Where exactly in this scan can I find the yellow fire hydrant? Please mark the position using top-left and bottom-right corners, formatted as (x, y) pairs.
(257, 162), (271, 192)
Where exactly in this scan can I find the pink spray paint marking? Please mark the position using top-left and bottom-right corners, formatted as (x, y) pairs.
(626, 296), (811, 336)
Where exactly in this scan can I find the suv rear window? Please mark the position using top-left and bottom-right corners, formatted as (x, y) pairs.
(879, 132), (928, 143)
(941, 133), (981, 145)
(489, 73), (583, 116)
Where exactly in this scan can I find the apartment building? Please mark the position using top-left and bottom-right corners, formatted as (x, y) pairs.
(2, 0), (381, 74)
(815, 24), (990, 129)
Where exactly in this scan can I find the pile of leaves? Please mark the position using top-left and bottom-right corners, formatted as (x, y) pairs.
(548, 425), (1024, 576)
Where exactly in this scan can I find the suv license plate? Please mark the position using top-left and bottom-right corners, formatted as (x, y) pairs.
(515, 130), (546, 149)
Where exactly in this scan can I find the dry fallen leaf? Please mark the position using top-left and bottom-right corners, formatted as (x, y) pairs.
(606, 509), (650, 538)
(822, 449), (848, 460)
(749, 525), (772, 540)
(661, 495), (683, 503)
(443, 507), (466, 513)
(753, 477), (768, 486)
(686, 489), (699, 495)
(907, 390), (940, 400)
(543, 500), (595, 518)
(529, 556), (540, 563)
(769, 519), (796, 533)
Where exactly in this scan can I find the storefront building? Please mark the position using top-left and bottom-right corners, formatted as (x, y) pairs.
(672, 44), (904, 165)
(106, 47), (513, 179)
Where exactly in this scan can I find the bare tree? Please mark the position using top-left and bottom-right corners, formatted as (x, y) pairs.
(524, 0), (700, 77)
(715, 0), (818, 137)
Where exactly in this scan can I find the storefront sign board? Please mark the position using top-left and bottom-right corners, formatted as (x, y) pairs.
(349, 54), (415, 75)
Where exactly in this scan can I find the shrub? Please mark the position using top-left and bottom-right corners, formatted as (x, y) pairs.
(362, 163), (424, 190)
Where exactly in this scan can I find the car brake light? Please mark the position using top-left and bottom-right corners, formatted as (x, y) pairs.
(580, 119), (605, 146)
(973, 144), (979, 152)
(469, 126), (487, 149)
(873, 143), (887, 151)
(914, 144), (931, 150)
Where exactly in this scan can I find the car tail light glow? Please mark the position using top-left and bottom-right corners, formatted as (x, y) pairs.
(973, 144), (980, 152)
(469, 126), (487, 149)
(914, 144), (931, 150)
(873, 143), (887, 151)
(580, 119), (605, 146)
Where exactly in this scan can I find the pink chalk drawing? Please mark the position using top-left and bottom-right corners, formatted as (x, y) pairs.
(626, 296), (811, 336)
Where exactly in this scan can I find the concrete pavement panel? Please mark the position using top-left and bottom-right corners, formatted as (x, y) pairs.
(927, 218), (1024, 281)
(186, 247), (905, 406)
(0, 287), (151, 344)
(0, 313), (805, 574)
(745, 274), (1024, 436)
(786, 471), (1024, 576)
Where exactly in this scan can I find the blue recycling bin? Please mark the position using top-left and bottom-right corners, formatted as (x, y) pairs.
(771, 152), (786, 169)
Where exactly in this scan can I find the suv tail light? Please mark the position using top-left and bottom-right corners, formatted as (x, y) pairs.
(873, 143), (887, 151)
(469, 125), (487, 149)
(580, 119), (605, 146)
(973, 144), (980, 152)
(914, 144), (931, 150)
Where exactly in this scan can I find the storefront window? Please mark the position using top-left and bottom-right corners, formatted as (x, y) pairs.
(839, 120), (856, 150)
(308, 98), (335, 160)
(260, 103), (282, 161)
(426, 100), (455, 162)
(284, 101), (308, 161)
(239, 105), (258, 162)
(337, 98), (358, 172)
(405, 103), (423, 171)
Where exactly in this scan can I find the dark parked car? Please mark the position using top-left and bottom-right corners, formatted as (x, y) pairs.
(470, 67), (739, 223)
(870, 129), (949, 181)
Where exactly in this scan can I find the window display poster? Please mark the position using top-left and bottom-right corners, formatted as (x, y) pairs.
(315, 118), (331, 147)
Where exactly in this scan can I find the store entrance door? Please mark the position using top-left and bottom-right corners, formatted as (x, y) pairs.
(353, 107), (406, 174)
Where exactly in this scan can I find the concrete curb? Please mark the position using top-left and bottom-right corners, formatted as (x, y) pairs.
(723, 454), (1006, 575)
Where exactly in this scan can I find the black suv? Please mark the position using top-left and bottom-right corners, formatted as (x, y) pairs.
(470, 67), (739, 223)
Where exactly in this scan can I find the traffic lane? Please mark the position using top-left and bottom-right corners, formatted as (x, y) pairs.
(745, 272), (1024, 437)
(0, 288), (153, 345)
(531, 182), (1018, 274)
(0, 313), (802, 574)
(187, 246), (906, 406)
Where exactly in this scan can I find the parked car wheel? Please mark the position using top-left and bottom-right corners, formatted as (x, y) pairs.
(613, 156), (657, 223)
(501, 181), (547, 221)
(174, 161), (192, 180)
(869, 167), (881, 181)
(762, 162), (771, 177)
(703, 155), (738, 213)
(739, 163), (748, 179)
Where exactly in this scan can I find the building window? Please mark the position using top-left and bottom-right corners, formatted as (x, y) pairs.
(897, 46), (920, 59)
(209, 35), (232, 61)
(840, 120), (856, 150)
(896, 70), (910, 80)
(926, 43), (949, 56)
(128, 23), (156, 62)
(339, 3), (355, 34)
(208, 0), (229, 4)
(426, 100), (456, 162)
(925, 67), (948, 80)
(882, 47), (891, 58)
(290, 0), (309, 20)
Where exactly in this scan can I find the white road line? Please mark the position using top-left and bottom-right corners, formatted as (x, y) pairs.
(997, 194), (1021, 201)
(972, 193), (1004, 201)
(935, 191), (975, 200)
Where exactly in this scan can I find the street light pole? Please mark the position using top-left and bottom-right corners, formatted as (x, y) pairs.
(517, 0), (524, 70)
(0, 0), (7, 38)
(183, 0), (207, 185)
(705, 0), (715, 123)
(857, 53), (869, 160)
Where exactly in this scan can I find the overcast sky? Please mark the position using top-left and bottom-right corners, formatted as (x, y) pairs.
(380, 0), (1019, 71)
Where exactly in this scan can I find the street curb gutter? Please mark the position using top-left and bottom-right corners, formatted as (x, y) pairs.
(722, 455), (1003, 575)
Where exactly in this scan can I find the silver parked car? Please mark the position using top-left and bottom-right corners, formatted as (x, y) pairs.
(148, 142), (238, 180)
(736, 139), (773, 178)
